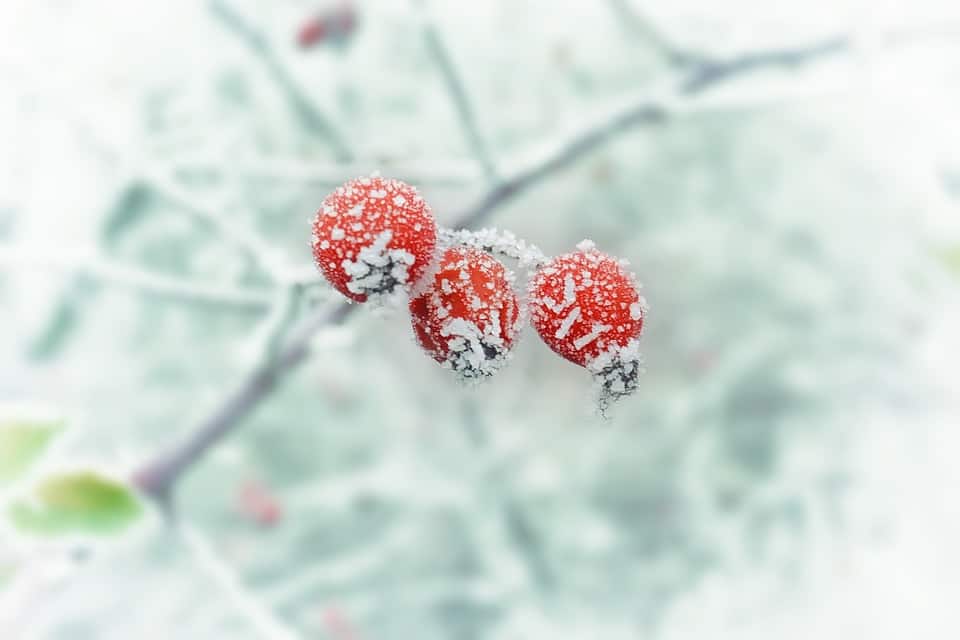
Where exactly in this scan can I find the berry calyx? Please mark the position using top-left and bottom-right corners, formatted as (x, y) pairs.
(409, 246), (521, 381)
(311, 175), (437, 302)
(528, 240), (647, 411)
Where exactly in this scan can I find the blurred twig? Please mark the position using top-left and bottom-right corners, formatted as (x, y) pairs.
(208, 0), (353, 161)
(414, 0), (500, 182)
(453, 34), (851, 227)
(258, 283), (305, 360)
(681, 35), (849, 93)
(68, 119), (288, 283)
(606, 0), (707, 67)
(174, 157), (480, 187)
(0, 246), (272, 312)
(144, 169), (288, 282)
(134, 301), (355, 506)
(178, 523), (300, 640)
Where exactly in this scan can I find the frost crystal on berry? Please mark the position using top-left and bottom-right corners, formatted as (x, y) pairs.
(587, 339), (645, 416)
(312, 175), (437, 302)
(410, 247), (521, 382)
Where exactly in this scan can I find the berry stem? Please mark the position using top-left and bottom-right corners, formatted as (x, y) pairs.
(438, 227), (549, 269)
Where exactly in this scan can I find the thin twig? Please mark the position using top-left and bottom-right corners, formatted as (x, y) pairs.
(208, 0), (353, 161)
(131, 30), (885, 502)
(66, 118), (288, 283)
(173, 157), (481, 187)
(452, 34), (852, 227)
(1, 246), (272, 312)
(178, 523), (300, 640)
(681, 35), (850, 93)
(606, 0), (706, 67)
(414, 0), (499, 182)
(144, 169), (287, 282)
(134, 302), (354, 504)
(260, 284), (305, 360)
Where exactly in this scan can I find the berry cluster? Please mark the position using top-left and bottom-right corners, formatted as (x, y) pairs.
(311, 175), (647, 412)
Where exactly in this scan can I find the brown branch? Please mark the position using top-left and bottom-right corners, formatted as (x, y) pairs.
(134, 302), (354, 505)
(133, 32), (856, 505)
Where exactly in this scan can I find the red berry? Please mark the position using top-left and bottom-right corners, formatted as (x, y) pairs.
(312, 175), (437, 302)
(237, 480), (283, 528)
(297, 17), (327, 48)
(296, 4), (357, 49)
(529, 241), (646, 408)
(409, 246), (521, 380)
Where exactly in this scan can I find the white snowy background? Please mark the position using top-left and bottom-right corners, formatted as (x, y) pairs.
(2, 0), (960, 638)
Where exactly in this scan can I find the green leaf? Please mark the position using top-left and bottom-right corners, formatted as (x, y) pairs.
(937, 244), (960, 276)
(0, 418), (64, 487)
(0, 562), (15, 589)
(7, 471), (143, 537)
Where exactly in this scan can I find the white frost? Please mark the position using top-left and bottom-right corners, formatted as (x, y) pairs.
(555, 307), (581, 339)
(573, 323), (611, 350)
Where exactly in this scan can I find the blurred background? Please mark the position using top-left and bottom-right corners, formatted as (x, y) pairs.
(2, 0), (960, 638)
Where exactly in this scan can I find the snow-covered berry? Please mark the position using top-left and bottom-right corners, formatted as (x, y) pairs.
(311, 175), (437, 302)
(410, 246), (521, 381)
(529, 240), (647, 411)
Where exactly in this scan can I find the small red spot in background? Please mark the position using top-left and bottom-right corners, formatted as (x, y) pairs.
(297, 3), (358, 49)
(237, 479), (283, 527)
(323, 606), (362, 640)
(298, 17), (328, 48)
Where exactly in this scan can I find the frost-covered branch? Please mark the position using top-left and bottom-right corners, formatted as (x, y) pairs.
(134, 302), (354, 505)
(131, 27), (895, 503)
(452, 33), (852, 227)
(67, 117), (290, 285)
(606, 0), (706, 67)
(208, 0), (353, 161)
(178, 524), (300, 640)
(0, 246), (272, 312)
(681, 35), (849, 92)
(414, 0), (499, 182)
(144, 170), (288, 281)
(174, 157), (481, 187)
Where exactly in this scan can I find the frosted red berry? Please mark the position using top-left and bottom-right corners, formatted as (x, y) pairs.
(312, 175), (437, 302)
(409, 246), (521, 380)
(529, 240), (646, 409)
